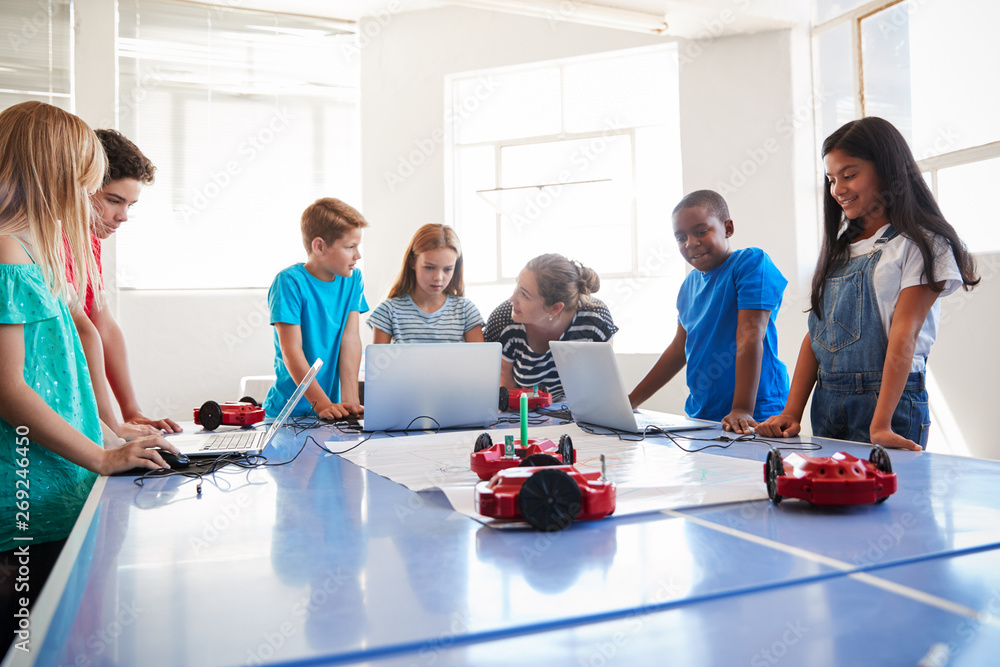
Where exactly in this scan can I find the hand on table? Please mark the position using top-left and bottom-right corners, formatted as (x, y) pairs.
(755, 414), (801, 438)
(870, 427), (922, 452)
(721, 410), (757, 435)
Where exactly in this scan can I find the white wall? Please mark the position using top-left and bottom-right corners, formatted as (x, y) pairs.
(117, 290), (274, 422)
(931, 256), (1000, 458)
(674, 27), (817, 431)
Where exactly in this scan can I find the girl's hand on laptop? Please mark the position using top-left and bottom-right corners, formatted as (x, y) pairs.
(98, 435), (180, 475)
(127, 413), (182, 434)
(110, 420), (161, 441)
(756, 414), (801, 438)
(722, 410), (757, 435)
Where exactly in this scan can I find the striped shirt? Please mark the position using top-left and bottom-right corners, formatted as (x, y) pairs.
(367, 294), (483, 343)
(484, 300), (618, 400)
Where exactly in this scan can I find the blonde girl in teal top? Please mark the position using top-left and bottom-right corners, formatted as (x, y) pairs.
(0, 103), (182, 640)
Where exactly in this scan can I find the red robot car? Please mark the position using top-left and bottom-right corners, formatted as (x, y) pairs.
(193, 396), (265, 431)
(470, 432), (575, 480)
(475, 463), (616, 531)
(499, 387), (553, 411)
(764, 445), (897, 506)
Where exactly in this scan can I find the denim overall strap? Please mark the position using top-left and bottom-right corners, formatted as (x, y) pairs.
(807, 225), (930, 447)
(809, 225), (897, 374)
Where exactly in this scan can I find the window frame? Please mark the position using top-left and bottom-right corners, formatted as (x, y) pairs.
(444, 43), (680, 289)
(811, 0), (1000, 212)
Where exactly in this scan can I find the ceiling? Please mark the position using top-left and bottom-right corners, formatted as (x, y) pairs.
(184, 0), (811, 37)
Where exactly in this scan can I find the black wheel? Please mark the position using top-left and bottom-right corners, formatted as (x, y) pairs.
(558, 434), (575, 464)
(238, 395), (258, 407)
(518, 453), (561, 468)
(199, 400), (223, 431)
(765, 448), (784, 504)
(870, 445), (892, 503)
(869, 445), (892, 473)
(518, 468), (582, 532)
(499, 387), (510, 412)
(474, 432), (493, 453)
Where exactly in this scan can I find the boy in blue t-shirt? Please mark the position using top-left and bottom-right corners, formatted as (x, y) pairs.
(628, 190), (789, 434)
(264, 198), (369, 419)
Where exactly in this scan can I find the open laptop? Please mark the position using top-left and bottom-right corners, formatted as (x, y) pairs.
(361, 343), (501, 431)
(549, 341), (714, 434)
(164, 358), (324, 456)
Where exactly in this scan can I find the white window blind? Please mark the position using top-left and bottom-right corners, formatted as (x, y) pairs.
(0, 0), (72, 110)
(115, 0), (360, 289)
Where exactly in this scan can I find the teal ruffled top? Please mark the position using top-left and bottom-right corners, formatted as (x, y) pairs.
(0, 261), (101, 551)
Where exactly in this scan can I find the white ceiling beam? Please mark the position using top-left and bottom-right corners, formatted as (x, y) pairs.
(447, 0), (669, 34)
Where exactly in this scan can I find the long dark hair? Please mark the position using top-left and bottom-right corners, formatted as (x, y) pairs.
(811, 117), (979, 316)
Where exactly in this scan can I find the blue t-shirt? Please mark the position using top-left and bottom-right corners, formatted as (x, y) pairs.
(264, 264), (369, 417)
(367, 294), (483, 343)
(677, 247), (789, 421)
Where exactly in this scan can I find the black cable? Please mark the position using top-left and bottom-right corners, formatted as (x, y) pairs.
(130, 405), (373, 495)
(307, 432), (377, 456)
(287, 415), (444, 457)
(389, 415), (441, 434)
(537, 404), (573, 422)
(495, 414), (548, 426)
(575, 422), (823, 453)
(288, 414), (328, 436)
(132, 452), (263, 495)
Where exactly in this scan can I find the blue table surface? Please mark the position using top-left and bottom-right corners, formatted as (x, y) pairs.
(13, 420), (1000, 667)
(349, 557), (1000, 667)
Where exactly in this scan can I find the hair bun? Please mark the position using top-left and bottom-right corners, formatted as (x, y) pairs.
(575, 262), (600, 295)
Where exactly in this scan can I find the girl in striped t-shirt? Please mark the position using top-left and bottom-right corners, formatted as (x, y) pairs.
(368, 224), (484, 344)
(484, 253), (618, 400)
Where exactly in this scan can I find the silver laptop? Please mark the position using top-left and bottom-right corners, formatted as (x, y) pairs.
(164, 358), (323, 456)
(362, 343), (500, 431)
(549, 341), (714, 434)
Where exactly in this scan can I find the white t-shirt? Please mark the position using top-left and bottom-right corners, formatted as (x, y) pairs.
(848, 225), (963, 372)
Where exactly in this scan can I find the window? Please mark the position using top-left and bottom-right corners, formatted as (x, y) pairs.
(812, 0), (1000, 252)
(115, 0), (360, 289)
(447, 46), (685, 353)
(0, 0), (72, 110)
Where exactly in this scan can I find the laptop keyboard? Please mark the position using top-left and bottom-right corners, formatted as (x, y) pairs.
(200, 431), (260, 451)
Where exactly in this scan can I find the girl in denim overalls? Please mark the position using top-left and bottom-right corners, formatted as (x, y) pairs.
(759, 117), (979, 451)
